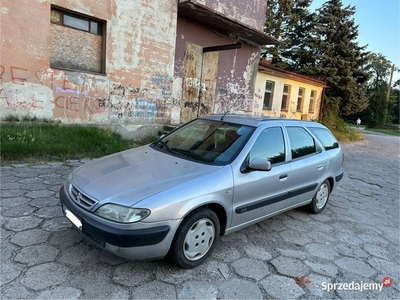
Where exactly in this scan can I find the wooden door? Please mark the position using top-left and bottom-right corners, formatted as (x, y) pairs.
(181, 42), (219, 124)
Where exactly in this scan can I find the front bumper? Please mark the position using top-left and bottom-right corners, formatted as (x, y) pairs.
(59, 185), (179, 260)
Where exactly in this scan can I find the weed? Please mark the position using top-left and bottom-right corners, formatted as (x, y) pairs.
(4, 115), (20, 122)
(6, 131), (35, 143)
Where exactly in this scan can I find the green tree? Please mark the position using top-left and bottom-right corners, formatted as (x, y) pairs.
(392, 81), (400, 124)
(279, 0), (316, 73)
(367, 90), (389, 127)
(312, 0), (370, 117)
(263, 0), (313, 70)
(363, 53), (395, 127)
(263, 0), (292, 64)
(364, 53), (392, 90)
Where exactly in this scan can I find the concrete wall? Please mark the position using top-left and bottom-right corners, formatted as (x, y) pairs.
(253, 71), (324, 120)
(1, 0), (177, 138)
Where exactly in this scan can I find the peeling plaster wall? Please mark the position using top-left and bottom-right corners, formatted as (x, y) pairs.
(1, 0), (177, 136)
(175, 16), (261, 121)
(1, 0), (267, 133)
(192, 0), (267, 31)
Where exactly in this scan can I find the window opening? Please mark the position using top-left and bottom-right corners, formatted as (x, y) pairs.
(309, 90), (316, 113)
(281, 84), (291, 111)
(263, 81), (275, 110)
(297, 88), (305, 112)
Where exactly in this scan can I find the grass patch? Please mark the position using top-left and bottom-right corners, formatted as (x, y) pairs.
(365, 128), (400, 136)
(1, 123), (158, 165)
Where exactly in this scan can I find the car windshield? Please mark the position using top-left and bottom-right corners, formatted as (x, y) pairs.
(151, 118), (254, 165)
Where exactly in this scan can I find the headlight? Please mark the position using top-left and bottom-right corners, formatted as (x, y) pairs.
(94, 204), (150, 223)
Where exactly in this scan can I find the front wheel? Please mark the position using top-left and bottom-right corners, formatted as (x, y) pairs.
(307, 179), (331, 214)
(169, 208), (220, 268)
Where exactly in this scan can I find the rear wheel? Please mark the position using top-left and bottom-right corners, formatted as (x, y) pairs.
(307, 179), (331, 214)
(169, 208), (219, 268)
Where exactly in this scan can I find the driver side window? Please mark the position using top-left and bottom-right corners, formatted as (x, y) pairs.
(249, 127), (285, 164)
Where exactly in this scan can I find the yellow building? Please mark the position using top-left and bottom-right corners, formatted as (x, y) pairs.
(253, 63), (325, 120)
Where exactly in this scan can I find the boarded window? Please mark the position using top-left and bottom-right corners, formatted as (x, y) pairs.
(50, 7), (105, 73)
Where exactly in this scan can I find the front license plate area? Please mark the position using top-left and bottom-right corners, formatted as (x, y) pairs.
(65, 209), (82, 231)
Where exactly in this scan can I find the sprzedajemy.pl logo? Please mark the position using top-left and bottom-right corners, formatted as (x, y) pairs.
(322, 277), (393, 293)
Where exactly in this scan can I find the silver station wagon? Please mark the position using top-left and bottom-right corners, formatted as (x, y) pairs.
(60, 114), (344, 268)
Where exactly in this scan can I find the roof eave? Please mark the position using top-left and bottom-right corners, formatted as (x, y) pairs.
(178, 1), (280, 46)
(258, 65), (326, 87)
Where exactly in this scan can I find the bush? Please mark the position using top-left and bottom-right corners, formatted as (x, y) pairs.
(320, 110), (363, 142)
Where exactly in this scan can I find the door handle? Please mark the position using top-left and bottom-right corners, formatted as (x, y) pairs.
(279, 174), (288, 181)
(317, 165), (324, 170)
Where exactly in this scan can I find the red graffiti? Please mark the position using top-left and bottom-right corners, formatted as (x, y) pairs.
(11, 67), (28, 85)
(31, 93), (44, 109)
(0, 88), (43, 111)
(35, 70), (45, 87)
(0, 66), (5, 82)
(63, 76), (77, 92)
(55, 95), (104, 114)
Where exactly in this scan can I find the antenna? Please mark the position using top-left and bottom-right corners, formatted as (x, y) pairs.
(220, 96), (244, 121)
(220, 108), (230, 121)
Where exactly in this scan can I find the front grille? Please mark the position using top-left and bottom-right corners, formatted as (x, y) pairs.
(69, 185), (97, 210)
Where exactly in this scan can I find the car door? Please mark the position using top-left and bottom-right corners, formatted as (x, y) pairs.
(284, 126), (329, 207)
(230, 126), (292, 229)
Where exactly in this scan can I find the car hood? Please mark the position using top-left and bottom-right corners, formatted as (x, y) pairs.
(71, 145), (222, 206)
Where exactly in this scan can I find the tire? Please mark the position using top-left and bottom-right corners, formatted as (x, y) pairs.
(307, 179), (331, 214)
(169, 208), (220, 269)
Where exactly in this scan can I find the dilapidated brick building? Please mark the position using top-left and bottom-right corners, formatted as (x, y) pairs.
(0, 0), (278, 137)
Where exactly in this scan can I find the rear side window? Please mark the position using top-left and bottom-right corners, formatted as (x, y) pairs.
(249, 127), (285, 164)
(309, 128), (339, 150)
(286, 127), (316, 159)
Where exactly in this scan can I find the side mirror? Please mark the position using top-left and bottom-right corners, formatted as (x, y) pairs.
(248, 158), (272, 171)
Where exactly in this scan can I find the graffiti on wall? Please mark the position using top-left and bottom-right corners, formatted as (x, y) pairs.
(1, 66), (47, 112)
(215, 82), (251, 114)
(0, 65), (172, 123)
(185, 77), (206, 92)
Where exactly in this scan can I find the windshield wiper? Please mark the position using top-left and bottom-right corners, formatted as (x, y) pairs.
(154, 140), (173, 153)
(170, 148), (211, 163)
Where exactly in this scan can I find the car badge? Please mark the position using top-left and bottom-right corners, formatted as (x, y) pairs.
(76, 192), (82, 202)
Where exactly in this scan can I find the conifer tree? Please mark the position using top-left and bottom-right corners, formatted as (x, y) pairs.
(263, 0), (314, 71)
(311, 0), (370, 117)
(279, 0), (315, 73)
(263, 0), (370, 117)
(263, 0), (292, 65)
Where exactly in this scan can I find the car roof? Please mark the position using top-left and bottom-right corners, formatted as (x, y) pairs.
(200, 114), (326, 128)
